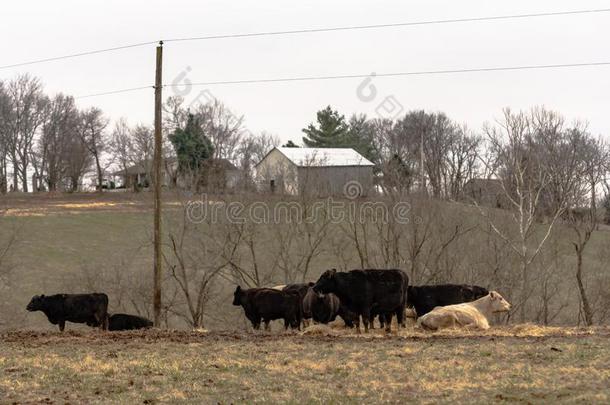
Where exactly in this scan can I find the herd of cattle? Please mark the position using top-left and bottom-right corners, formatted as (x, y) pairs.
(233, 268), (511, 332)
(26, 268), (511, 333)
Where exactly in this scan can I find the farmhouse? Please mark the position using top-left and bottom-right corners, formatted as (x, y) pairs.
(255, 147), (374, 196)
(113, 158), (241, 190)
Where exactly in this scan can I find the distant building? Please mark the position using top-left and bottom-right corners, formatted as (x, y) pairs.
(462, 178), (510, 209)
(255, 147), (375, 196)
(113, 158), (240, 191)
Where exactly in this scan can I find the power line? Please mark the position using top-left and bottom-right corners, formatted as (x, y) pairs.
(2, 8), (609, 71)
(0, 41), (158, 70)
(75, 85), (153, 99)
(75, 60), (610, 99)
(163, 8), (610, 43)
(166, 61), (610, 88)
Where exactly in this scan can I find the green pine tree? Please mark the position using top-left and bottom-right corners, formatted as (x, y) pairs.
(346, 114), (379, 164)
(169, 113), (214, 173)
(302, 106), (350, 148)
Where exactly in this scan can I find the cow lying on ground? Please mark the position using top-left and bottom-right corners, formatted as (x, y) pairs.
(407, 284), (489, 318)
(233, 286), (302, 331)
(313, 268), (409, 332)
(26, 293), (109, 331)
(108, 313), (153, 331)
(417, 291), (511, 330)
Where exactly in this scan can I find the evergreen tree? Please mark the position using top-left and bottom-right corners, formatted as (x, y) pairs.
(169, 113), (214, 173)
(302, 106), (350, 148)
(346, 114), (379, 163)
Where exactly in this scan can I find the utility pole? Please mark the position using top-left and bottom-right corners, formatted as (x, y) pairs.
(153, 41), (163, 327)
(420, 129), (426, 194)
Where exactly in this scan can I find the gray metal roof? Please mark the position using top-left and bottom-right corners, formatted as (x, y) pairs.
(274, 147), (374, 167)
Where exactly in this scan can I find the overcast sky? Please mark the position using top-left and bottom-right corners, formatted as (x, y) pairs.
(2, 0), (609, 143)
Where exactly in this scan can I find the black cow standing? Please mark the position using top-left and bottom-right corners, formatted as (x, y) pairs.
(283, 283), (314, 326)
(313, 268), (409, 333)
(337, 304), (360, 328)
(26, 293), (109, 331)
(302, 288), (341, 324)
(108, 313), (153, 331)
(233, 286), (302, 331)
(407, 284), (489, 317)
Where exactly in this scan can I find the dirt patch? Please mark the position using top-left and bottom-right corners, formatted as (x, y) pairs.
(2, 325), (607, 346)
(0, 192), (174, 216)
(1, 326), (608, 404)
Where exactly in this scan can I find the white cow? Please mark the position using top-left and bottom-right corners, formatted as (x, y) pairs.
(417, 291), (511, 331)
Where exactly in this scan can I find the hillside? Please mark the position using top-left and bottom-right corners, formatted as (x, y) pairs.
(0, 192), (609, 330)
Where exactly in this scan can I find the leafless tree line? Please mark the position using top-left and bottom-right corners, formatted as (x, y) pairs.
(153, 106), (608, 328)
(0, 74), (111, 192)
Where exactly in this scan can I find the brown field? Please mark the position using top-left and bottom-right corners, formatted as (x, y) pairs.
(1, 325), (609, 404)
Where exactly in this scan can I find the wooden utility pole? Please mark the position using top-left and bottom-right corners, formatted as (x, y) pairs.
(153, 41), (163, 327)
(420, 130), (426, 193)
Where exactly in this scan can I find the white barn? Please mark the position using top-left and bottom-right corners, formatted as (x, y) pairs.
(255, 147), (375, 196)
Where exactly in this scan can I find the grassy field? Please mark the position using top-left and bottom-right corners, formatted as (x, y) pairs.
(0, 325), (608, 404)
(2, 191), (610, 330)
(1, 194), (610, 403)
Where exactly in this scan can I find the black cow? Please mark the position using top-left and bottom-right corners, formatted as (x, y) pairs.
(283, 283), (314, 325)
(313, 268), (409, 332)
(337, 304), (360, 328)
(407, 284), (489, 317)
(302, 289), (341, 324)
(26, 293), (109, 331)
(233, 286), (302, 331)
(108, 313), (153, 331)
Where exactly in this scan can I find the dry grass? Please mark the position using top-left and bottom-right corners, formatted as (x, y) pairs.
(0, 326), (608, 404)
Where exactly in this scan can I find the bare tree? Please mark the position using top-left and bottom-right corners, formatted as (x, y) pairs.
(564, 133), (608, 325)
(3, 74), (48, 192)
(480, 108), (582, 321)
(444, 125), (481, 199)
(79, 107), (108, 191)
(109, 118), (134, 177)
(190, 99), (244, 161)
(36, 94), (80, 191)
(132, 124), (154, 181)
(238, 132), (280, 189)
(0, 82), (9, 194)
(162, 201), (227, 328)
(64, 133), (92, 192)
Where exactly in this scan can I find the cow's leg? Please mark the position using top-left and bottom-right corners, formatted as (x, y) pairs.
(362, 308), (371, 333)
(378, 314), (384, 329)
(384, 313), (393, 333)
(59, 320), (66, 332)
(396, 306), (405, 329)
(264, 320), (271, 331)
(101, 314), (109, 331)
(247, 314), (260, 331)
(252, 315), (262, 331)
